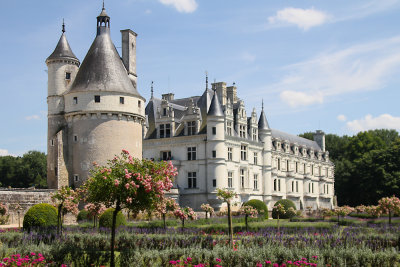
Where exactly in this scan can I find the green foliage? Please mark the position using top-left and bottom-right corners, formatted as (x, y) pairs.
(272, 199), (296, 219)
(0, 151), (47, 188)
(98, 208), (126, 228)
(244, 199), (268, 219)
(23, 203), (57, 230)
(77, 210), (93, 222)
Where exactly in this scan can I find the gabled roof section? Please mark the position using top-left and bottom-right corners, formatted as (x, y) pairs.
(271, 129), (321, 151)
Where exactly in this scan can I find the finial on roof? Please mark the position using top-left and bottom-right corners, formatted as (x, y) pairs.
(62, 19), (65, 33)
(262, 99), (264, 110)
(233, 82), (236, 86)
(103, 0), (105, 10)
(151, 81), (154, 99)
(205, 71), (208, 91)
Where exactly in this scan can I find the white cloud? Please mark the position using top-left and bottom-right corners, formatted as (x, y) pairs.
(273, 36), (400, 107)
(347, 114), (400, 132)
(268, 7), (329, 30)
(280, 90), (323, 108)
(25, 115), (40, 121)
(337, 114), (347, 122)
(0, 149), (9, 156)
(159, 0), (198, 13)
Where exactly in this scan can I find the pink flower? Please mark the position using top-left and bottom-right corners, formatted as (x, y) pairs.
(125, 183), (130, 189)
(114, 179), (120, 187)
(265, 261), (272, 264)
(216, 258), (222, 262)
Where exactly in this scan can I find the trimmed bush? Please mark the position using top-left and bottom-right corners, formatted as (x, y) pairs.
(244, 199), (268, 219)
(272, 199), (296, 219)
(23, 203), (58, 230)
(77, 210), (93, 222)
(99, 208), (126, 228)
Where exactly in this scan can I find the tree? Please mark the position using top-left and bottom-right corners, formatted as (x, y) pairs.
(216, 188), (237, 245)
(84, 203), (106, 228)
(51, 186), (80, 235)
(157, 197), (179, 229)
(84, 149), (177, 267)
(334, 206), (354, 224)
(174, 206), (197, 228)
(200, 203), (214, 219)
(272, 203), (285, 233)
(239, 205), (258, 231)
(378, 196), (400, 225)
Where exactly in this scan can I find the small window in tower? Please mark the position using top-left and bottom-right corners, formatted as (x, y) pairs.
(50, 139), (54, 146)
(74, 174), (79, 182)
(65, 72), (71, 80)
(138, 100), (141, 108)
(73, 135), (78, 142)
(212, 127), (216, 135)
(95, 95), (101, 103)
(73, 97), (78, 104)
(120, 97), (125, 104)
(213, 179), (216, 187)
(212, 150), (216, 158)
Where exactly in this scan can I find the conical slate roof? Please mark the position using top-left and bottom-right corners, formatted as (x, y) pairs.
(208, 91), (224, 117)
(258, 109), (270, 130)
(68, 12), (141, 97)
(47, 33), (78, 62)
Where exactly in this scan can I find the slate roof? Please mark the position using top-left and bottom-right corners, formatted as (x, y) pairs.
(47, 33), (79, 62)
(271, 129), (321, 151)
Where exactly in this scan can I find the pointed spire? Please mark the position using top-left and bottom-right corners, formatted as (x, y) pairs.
(151, 81), (154, 99)
(258, 100), (270, 130)
(205, 71), (208, 91)
(62, 19), (65, 33)
(208, 89), (224, 117)
(103, 0), (105, 9)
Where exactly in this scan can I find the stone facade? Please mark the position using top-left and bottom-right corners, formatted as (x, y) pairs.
(144, 83), (335, 211)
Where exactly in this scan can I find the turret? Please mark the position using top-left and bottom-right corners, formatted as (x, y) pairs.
(258, 101), (272, 202)
(207, 90), (226, 193)
(46, 22), (80, 189)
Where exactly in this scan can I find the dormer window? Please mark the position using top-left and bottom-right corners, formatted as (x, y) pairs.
(163, 108), (167, 116)
(95, 95), (100, 103)
(73, 97), (78, 104)
(187, 121), (196, 135)
(65, 72), (71, 80)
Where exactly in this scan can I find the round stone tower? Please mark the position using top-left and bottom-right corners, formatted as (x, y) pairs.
(258, 102), (272, 205)
(63, 6), (145, 187)
(46, 22), (80, 189)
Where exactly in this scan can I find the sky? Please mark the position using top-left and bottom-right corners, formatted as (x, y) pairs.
(1, 0), (400, 156)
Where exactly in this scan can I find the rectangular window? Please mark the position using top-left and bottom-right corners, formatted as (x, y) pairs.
(309, 183), (311, 193)
(295, 162), (298, 173)
(165, 124), (171, 138)
(278, 179), (281, 191)
(252, 128), (257, 141)
(227, 122), (232, 136)
(240, 169), (245, 188)
(212, 150), (216, 158)
(228, 172), (233, 188)
(212, 127), (216, 135)
(120, 97), (125, 104)
(50, 139), (54, 146)
(296, 181), (299, 192)
(94, 95), (100, 103)
(240, 145), (247, 161)
(304, 163), (306, 174)
(312, 183), (314, 193)
(326, 167), (328, 177)
(138, 100), (141, 108)
(227, 147), (233, 161)
(311, 165), (314, 175)
(160, 124), (165, 138)
(73, 135), (78, 142)
(273, 179), (277, 191)
(254, 174), (258, 190)
(188, 172), (197, 188)
(277, 158), (281, 170)
(187, 147), (196, 160)
(291, 181), (294, 192)
(213, 179), (216, 187)
(253, 152), (258, 165)
(73, 97), (78, 104)
(163, 108), (167, 116)
(327, 184), (329, 194)
(161, 151), (171, 161)
(74, 174), (79, 182)
(239, 125), (246, 138)
(65, 72), (71, 80)
(187, 121), (196, 136)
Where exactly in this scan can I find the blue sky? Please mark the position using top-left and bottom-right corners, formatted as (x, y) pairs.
(1, 0), (400, 156)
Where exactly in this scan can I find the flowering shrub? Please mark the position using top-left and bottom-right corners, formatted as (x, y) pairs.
(365, 205), (382, 218)
(216, 188), (238, 244)
(84, 202), (106, 227)
(175, 206), (197, 228)
(0, 253), (48, 266)
(157, 197), (180, 228)
(240, 205), (258, 218)
(378, 195), (400, 224)
(51, 186), (80, 235)
(355, 205), (367, 214)
(200, 203), (214, 219)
